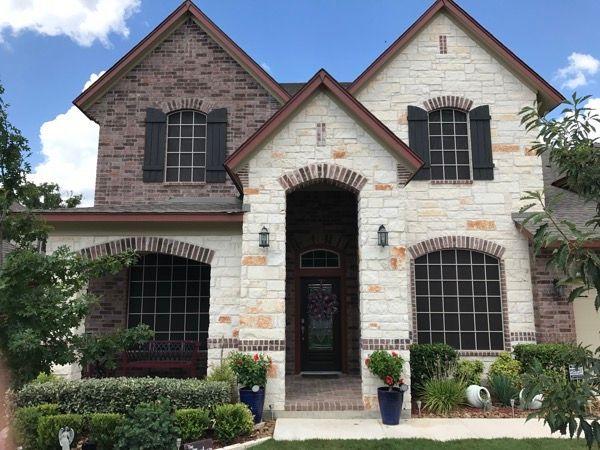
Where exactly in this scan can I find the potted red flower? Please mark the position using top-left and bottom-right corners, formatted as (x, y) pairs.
(229, 351), (272, 423)
(365, 350), (407, 425)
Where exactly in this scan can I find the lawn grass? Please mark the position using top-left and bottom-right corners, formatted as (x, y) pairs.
(253, 438), (588, 449)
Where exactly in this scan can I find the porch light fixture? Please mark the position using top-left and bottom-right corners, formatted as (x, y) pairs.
(259, 226), (270, 248)
(378, 225), (388, 247)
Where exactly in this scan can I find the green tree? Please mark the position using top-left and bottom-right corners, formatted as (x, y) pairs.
(0, 247), (136, 386)
(519, 95), (600, 448)
(519, 94), (600, 306)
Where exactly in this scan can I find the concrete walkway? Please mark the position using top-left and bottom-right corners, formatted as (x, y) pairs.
(273, 418), (564, 441)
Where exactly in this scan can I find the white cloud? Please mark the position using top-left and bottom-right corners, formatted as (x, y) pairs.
(260, 62), (271, 73)
(0, 0), (141, 47)
(585, 97), (600, 140)
(557, 52), (600, 90)
(30, 72), (106, 207)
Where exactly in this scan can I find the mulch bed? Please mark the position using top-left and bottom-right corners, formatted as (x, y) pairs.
(213, 420), (275, 448)
(411, 400), (531, 418)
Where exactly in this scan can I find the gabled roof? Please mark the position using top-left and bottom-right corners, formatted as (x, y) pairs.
(74, 0), (290, 112)
(349, 0), (565, 113)
(225, 69), (423, 172)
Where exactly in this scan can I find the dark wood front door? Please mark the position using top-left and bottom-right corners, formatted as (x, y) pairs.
(300, 277), (341, 372)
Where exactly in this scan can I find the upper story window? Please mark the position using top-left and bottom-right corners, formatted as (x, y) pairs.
(428, 109), (470, 180)
(166, 110), (207, 182)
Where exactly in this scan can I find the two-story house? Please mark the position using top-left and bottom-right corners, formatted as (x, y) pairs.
(42, 0), (591, 414)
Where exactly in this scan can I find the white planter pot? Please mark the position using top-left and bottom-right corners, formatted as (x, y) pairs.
(519, 389), (543, 410)
(466, 384), (491, 408)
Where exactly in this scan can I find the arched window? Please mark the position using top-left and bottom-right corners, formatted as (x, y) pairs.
(127, 253), (210, 343)
(166, 110), (207, 182)
(300, 249), (340, 268)
(414, 249), (503, 350)
(428, 109), (470, 180)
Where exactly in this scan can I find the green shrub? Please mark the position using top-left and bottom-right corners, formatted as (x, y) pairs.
(365, 350), (405, 388)
(88, 413), (124, 450)
(13, 403), (60, 449)
(488, 373), (519, 406)
(207, 361), (238, 403)
(422, 376), (466, 415)
(228, 352), (271, 388)
(213, 403), (254, 443)
(176, 408), (211, 442)
(455, 360), (484, 386)
(37, 414), (85, 450)
(513, 343), (590, 377)
(488, 352), (522, 387)
(410, 343), (457, 395)
(31, 372), (60, 384)
(12, 377), (229, 413)
(115, 400), (179, 450)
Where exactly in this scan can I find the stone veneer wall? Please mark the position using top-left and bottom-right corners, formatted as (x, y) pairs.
(354, 11), (542, 344)
(86, 17), (280, 206)
(285, 189), (360, 374)
(529, 249), (576, 343)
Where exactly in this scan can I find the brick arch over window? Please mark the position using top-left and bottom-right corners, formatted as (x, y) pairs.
(408, 236), (510, 355)
(408, 236), (505, 259)
(277, 163), (367, 194)
(158, 97), (218, 114)
(80, 237), (215, 265)
(423, 96), (474, 113)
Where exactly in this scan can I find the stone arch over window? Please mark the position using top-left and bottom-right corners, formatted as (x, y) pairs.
(277, 163), (367, 194)
(423, 96), (474, 112)
(408, 236), (510, 355)
(79, 237), (215, 265)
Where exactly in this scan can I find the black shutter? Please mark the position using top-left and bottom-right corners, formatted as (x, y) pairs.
(142, 108), (167, 182)
(407, 105), (430, 180)
(206, 108), (227, 183)
(470, 105), (494, 180)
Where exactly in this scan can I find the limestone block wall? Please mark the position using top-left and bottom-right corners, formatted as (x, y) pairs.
(46, 224), (242, 376)
(240, 90), (414, 410)
(354, 11), (541, 343)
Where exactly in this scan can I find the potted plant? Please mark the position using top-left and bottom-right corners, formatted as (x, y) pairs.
(365, 350), (408, 425)
(229, 351), (272, 423)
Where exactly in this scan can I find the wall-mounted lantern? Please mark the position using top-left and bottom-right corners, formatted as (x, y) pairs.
(378, 225), (388, 247)
(259, 226), (270, 248)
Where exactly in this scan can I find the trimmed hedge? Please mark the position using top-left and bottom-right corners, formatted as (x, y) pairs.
(176, 408), (211, 442)
(12, 377), (229, 414)
(410, 343), (457, 395)
(13, 404), (60, 450)
(513, 343), (590, 375)
(88, 413), (124, 450)
(37, 414), (85, 450)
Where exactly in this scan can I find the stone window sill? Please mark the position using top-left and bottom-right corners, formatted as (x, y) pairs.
(163, 182), (207, 186)
(430, 180), (473, 185)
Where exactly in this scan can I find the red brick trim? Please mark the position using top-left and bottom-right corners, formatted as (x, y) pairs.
(407, 236), (506, 259)
(408, 236), (511, 352)
(207, 337), (239, 349)
(160, 97), (214, 114)
(361, 338), (411, 351)
(79, 237), (215, 265)
(423, 96), (474, 112)
(278, 163), (367, 194)
(239, 339), (285, 352)
(431, 180), (473, 185)
(510, 331), (537, 343)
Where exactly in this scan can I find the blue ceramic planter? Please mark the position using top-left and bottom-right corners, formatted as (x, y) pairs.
(377, 387), (403, 425)
(239, 387), (265, 423)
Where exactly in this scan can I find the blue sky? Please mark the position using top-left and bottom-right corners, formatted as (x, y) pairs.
(0, 0), (599, 203)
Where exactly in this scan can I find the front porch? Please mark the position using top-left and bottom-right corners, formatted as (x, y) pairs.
(285, 374), (363, 411)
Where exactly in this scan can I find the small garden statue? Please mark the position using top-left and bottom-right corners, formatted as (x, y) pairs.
(58, 427), (74, 450)
(365, 350), (408, 425)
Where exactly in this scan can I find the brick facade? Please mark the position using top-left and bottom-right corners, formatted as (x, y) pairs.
(86, 269), (129, 333)
(87, 17), (280, 206)
(529, 249), (577, 343)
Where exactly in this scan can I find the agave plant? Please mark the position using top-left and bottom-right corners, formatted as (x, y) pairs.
(488, 373), (519, 406)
